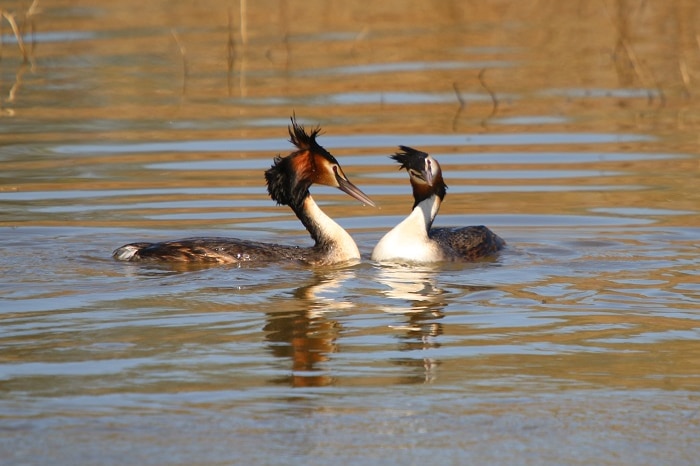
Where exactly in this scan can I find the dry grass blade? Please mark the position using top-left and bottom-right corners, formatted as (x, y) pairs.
(1, 9), (28, 61)
(478, 68), (499, 119)
(170, 28), (188, 94)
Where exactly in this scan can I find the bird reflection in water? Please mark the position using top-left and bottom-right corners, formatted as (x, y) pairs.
(263, 269), (355, 387)
(376, 265), (448, 383)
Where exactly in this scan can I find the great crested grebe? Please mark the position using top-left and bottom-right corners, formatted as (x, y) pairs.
(371, 146), (504, 263)
(113, 119), (375, 266)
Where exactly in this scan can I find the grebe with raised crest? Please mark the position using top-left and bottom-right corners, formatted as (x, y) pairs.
(371, 146), (504, 263)
(113, 118), (375, 266)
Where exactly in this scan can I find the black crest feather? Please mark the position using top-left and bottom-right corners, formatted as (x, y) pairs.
(391, 146), (430, 172)
(289, 117), (322, 152)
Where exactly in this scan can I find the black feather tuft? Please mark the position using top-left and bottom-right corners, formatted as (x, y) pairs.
(289, 116), (323, 152)
(265, 154), (305, 208)
(391, 146), (430, 172)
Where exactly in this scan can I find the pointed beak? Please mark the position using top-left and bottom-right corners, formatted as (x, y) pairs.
(334, 167), (376, 207)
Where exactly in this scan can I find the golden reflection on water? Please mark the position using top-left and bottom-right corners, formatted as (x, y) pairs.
(264, 269), (356, 387)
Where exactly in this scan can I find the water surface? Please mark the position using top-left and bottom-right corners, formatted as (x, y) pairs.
(1, 1), (699, 465)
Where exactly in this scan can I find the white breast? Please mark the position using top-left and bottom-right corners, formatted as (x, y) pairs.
(371, 196), (442, 263)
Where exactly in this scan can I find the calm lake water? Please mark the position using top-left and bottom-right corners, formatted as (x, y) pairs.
(1, 1), (699, 465)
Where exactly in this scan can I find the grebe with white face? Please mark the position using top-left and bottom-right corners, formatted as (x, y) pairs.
(113, 118), (375, 266)
(371, 146), (504, 263)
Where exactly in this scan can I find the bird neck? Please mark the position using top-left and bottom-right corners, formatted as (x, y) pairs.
(414, 193), (442, 233)
(292, 195), (360, 263)
(382, 193), (442, 239)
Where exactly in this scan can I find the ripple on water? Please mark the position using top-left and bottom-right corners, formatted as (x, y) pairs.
(51, 132), (655, 155)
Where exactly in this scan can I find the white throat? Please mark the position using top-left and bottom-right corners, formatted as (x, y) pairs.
(304, 195), (361, 263)
(371, 194), (442, 263)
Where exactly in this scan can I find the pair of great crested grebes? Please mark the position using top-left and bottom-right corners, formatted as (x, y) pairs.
(113, 118), (505, 266)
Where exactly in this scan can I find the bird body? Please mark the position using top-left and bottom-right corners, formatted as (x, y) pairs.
(372, 146), (504, 263)
(113, 118), (374, 266)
